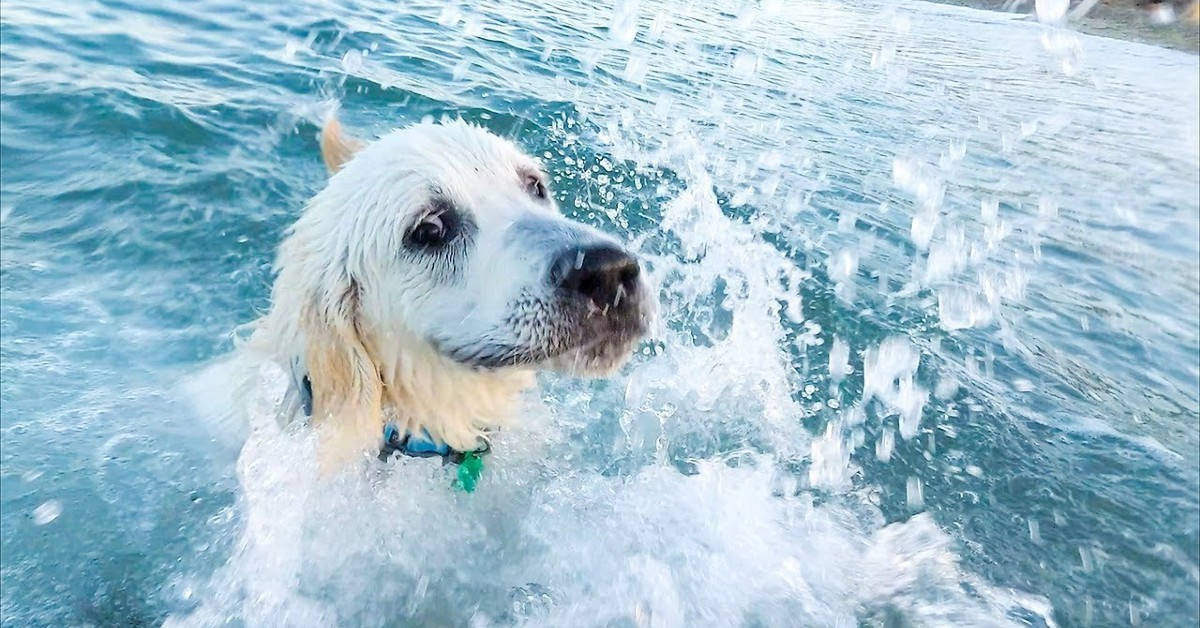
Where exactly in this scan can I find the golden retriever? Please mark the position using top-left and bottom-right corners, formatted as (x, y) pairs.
(240, 115), (653, 472)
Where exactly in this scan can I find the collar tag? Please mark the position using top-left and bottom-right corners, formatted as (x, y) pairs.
(453, 451), (485, 493)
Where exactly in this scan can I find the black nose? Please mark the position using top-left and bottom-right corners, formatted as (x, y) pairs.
(554, 244), (641, 307)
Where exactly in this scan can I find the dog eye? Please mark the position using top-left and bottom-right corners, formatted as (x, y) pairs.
(525, 174), (548, 201)
(410, 213), (448, 247)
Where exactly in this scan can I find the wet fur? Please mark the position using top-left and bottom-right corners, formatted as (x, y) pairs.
(240, 115), (641, 471)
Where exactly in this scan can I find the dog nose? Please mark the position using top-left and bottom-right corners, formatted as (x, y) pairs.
(554, 244), (641, 307)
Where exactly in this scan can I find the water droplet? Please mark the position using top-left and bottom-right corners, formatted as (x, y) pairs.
(827, 249), (858, 284)
(876, 427), (895, 462)
(1035, 0), (1069, 23)
(809, 421), (851, 490)
(829, 337), (851, 384)
(938, 287), (993, 331)
(1148, 3), (1177, 24)
(947, 138), (967, 162)
(647, 11), (667, 40)
(452, 59), (471, 81)
(437, 5), (462, 26)
(980, 198), (999, 223)
(462, 14), (484, 37)
(906, 476), (924, 511)
(886, 63), (909, 85)
(341, 49), (363, 74)
(934, 376), (958, 400)
(734, 4), (756, 29)
(732, 50), (761, 79)
(622, 52), (648, 84)
(1079, 546), (1094, 572)
(911, 211), (939, 251)
(610, 0), (639, 45)
(840, 211), (859, 232)
(32, 500), (62, 525)
(1038, 196), (1059, 219)
(871, 43), (896, 70)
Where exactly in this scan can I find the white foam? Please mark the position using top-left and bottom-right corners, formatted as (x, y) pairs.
(177, 354), (257, 451)
(166, 5), (1067, 620)
(167, 157), (1051, 625)
(170, 404), (1050, 626)
(938, 286), (995, 331)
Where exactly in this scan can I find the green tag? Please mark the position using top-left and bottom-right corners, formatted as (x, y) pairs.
(453, 451), (485, 493)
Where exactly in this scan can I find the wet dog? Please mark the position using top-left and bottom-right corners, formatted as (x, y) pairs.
(241, 115), (653, 471)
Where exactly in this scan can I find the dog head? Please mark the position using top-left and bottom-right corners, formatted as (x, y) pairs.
(257, 117), (655, 460)
(271, 116), (652, 417)
(299, 116), (652, 381)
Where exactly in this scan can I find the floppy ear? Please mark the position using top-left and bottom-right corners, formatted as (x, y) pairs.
(319, 117), (366, 174)
(302, 278), (384, 470)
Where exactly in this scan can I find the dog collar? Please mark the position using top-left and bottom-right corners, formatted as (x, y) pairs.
(297, 374), (489, 492)
(379, 423), (490, 462)
(380, 424), (489, 492)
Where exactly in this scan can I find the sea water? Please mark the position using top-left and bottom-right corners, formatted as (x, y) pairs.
(1, 0), (1197, 626)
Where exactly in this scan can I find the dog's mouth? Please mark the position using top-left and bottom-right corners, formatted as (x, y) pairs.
(546, 328), (645, 376)
(434, 309), (650, 375)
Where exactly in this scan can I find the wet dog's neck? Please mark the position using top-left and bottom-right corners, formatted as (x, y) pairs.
(293, 373), (491, 460)
(287, 337), (535, 455)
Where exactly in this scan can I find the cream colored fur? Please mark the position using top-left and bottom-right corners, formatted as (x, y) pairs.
(241, 117), (553, 471)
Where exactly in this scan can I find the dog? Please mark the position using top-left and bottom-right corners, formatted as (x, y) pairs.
(240, 115), (653, 472)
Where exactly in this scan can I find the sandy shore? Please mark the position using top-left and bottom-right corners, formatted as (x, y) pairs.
(929, 0), (1200, 52)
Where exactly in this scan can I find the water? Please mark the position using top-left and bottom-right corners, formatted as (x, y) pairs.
(1, 0), (1197, 626)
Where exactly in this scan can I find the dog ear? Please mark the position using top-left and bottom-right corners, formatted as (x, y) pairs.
(319, 117), (366, 174)
(302, 278), (384, 469)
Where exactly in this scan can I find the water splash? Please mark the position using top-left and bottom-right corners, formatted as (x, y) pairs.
(863, 337), (929, 441)
(31, 500), (62, 526)
(4, 0), (1196, 624)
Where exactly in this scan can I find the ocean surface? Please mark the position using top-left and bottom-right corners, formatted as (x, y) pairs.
(1, 0), (1198, 626)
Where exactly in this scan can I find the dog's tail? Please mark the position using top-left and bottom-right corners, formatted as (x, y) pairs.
(319, 115), (366, 174)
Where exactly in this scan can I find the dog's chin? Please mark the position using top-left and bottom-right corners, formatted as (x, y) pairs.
(545, 332), (642, 377)
(435, 327), (644, 376)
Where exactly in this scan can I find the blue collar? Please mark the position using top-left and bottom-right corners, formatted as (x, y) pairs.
(379, 424), (490, 464)
(296, 374), (489, 464)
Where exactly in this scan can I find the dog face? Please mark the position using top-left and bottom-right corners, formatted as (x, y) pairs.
(306, 119), (653, 378)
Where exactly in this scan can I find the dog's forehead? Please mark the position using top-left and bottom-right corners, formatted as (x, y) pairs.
(375, 121), (542, 201)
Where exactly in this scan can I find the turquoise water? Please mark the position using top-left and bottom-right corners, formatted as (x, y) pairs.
(1, 0), (1198, 625)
